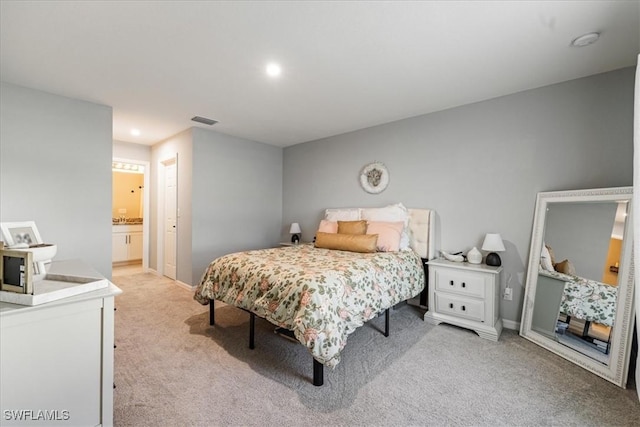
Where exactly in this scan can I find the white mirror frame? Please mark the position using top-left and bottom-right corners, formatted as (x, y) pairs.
(520, 187), (636, 388)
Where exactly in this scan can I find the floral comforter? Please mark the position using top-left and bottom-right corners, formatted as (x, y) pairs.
(194, 244), (425, 368)
(542, 269), (617, 327)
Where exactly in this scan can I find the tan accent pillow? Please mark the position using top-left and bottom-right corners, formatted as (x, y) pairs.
(337, 220), (367, 235)
(315, 232), (378, 253)
(554, 259), (576, 275)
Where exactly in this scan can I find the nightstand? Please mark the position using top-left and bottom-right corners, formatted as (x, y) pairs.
(424, 259), (503, 341)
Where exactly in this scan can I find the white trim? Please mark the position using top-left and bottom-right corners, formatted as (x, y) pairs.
(502, 319), (520, 331)
(174, 280), (194, 291)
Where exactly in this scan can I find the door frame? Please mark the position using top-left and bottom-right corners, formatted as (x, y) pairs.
(112, 157), (150, 270)
(157, 154), (178, 279)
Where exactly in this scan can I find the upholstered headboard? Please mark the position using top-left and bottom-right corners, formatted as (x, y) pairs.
(407, 208), (436, 260)
(323, 205), (437, 260)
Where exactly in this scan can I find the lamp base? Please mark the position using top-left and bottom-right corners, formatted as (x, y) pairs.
(291, 234), (300, 244)
(485, 252), (502, 267)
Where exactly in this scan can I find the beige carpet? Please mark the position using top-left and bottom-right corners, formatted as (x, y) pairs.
(112, 272), (640, 426)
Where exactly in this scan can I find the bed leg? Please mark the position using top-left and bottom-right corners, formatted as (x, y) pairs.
(384, 308), (390, 337)
(313, 359), (324, 386)
(249, 312), (255, 349)
(209, 300), (215, 326)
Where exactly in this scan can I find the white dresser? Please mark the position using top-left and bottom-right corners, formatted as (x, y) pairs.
(424, 259), (502, 341)
(0, 261), (122, 426)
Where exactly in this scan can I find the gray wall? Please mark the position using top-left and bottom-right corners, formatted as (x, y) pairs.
(282, 67), (635, 324)
(113, 140), (151, 162)
(150, 129), (193, 285)
(0, 82), (113, 278)
(545, 202), (617, 281)
(191, 127), (283, 284)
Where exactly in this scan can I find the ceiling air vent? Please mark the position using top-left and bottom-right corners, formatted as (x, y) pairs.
(191, 116), (218, 126)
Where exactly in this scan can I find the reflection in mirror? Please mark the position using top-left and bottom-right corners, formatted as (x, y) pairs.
(520, 187), (635, 388)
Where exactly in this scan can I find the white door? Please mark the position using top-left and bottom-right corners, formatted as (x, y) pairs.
(163, 159), (177, 280)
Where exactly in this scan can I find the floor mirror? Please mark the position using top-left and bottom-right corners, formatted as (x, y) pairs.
(520, 187), (636, 388)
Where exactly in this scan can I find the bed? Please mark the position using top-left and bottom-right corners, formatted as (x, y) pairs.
(533, 268), (617, 355)
(194, 205), (435, 385)
(540, 269), (617, 327)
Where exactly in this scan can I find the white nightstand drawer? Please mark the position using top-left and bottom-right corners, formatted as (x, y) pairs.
(435, 269), (485, 298)
(435, 293), (485, 322)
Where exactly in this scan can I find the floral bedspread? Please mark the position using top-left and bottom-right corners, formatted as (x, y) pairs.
(542, 269), (617, 327)
(194, 244), (425, 368)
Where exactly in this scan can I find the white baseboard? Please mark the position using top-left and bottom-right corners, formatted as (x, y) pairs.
(502, 319), (521, 331)
(141, 269), (194, 291)
(175, 280), (194, 291)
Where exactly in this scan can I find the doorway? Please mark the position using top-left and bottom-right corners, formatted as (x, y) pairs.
(112, 158), (150, 272)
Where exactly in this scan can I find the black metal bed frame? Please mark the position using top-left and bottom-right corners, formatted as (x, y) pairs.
(209, 300), (390, 386)
(207, 259), (429, 387)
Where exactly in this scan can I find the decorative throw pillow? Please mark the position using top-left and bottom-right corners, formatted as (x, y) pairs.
(360, 203), (411, 250)
(337, 220), (367, 235)
(540, 245), (554, 271)
(554, 259), (576, 275)
(317, 219), (338, 234)
(324, 208), (360, 222)
(545, 244), (556, 266)
(314, 232), (378, 253)
(366, 221), (404, 252)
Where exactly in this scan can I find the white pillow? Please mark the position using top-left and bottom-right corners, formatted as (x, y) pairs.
(325, 208), (360, 222)
(361, 203), (411, 250)
(540, 244), (554, 271)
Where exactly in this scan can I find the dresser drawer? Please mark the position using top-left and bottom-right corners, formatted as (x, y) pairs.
(435, 293), (485, 322)
(435, 268), (485, 298)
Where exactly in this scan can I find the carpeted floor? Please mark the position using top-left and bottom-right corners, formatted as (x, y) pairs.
(112, 272), (640, 426)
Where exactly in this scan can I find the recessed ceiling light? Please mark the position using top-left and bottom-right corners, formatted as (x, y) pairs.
(570, 32), (600, 47)
(130, 128), (141, 136)
(266, 62), (282, 77)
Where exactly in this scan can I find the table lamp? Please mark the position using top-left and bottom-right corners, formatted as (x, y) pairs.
(482, 233), (505, 266)
(290, 223), (301, 244)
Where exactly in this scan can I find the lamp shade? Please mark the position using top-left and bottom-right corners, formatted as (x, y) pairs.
(289, 223), (301, 234)
(482, 233), (505, 252)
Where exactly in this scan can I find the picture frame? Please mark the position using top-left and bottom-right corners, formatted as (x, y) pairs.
(0, 249), (34, 294)
(359, 162), (389, 194)
(1, 221), (44, 247)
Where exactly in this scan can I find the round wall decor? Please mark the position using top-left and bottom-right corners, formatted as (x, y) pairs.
(359, 162), (389, 194)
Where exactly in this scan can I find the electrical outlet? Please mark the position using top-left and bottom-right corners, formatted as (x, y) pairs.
(503, 287), (513, 301)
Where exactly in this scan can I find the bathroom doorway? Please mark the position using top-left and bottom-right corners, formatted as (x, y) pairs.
(112, 158), (150, 271)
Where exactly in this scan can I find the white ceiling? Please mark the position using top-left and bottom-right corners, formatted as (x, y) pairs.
(1, 1), (639, 148)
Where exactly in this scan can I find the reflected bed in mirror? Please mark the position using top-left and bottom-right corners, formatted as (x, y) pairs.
(520, 187), (635, 388)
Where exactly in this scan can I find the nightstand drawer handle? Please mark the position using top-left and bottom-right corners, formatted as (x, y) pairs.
(449, 303), (454, 309)
(461, 305), (466, 311)
(450, 280), (454, 286)
(462, 282), (466, 288)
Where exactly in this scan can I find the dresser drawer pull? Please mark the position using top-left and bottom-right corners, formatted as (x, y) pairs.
(450, 280), (454, 286)
(461, 305), (466, 311)
(462, 282), (466, 288)
(449, 303), (454, 309)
